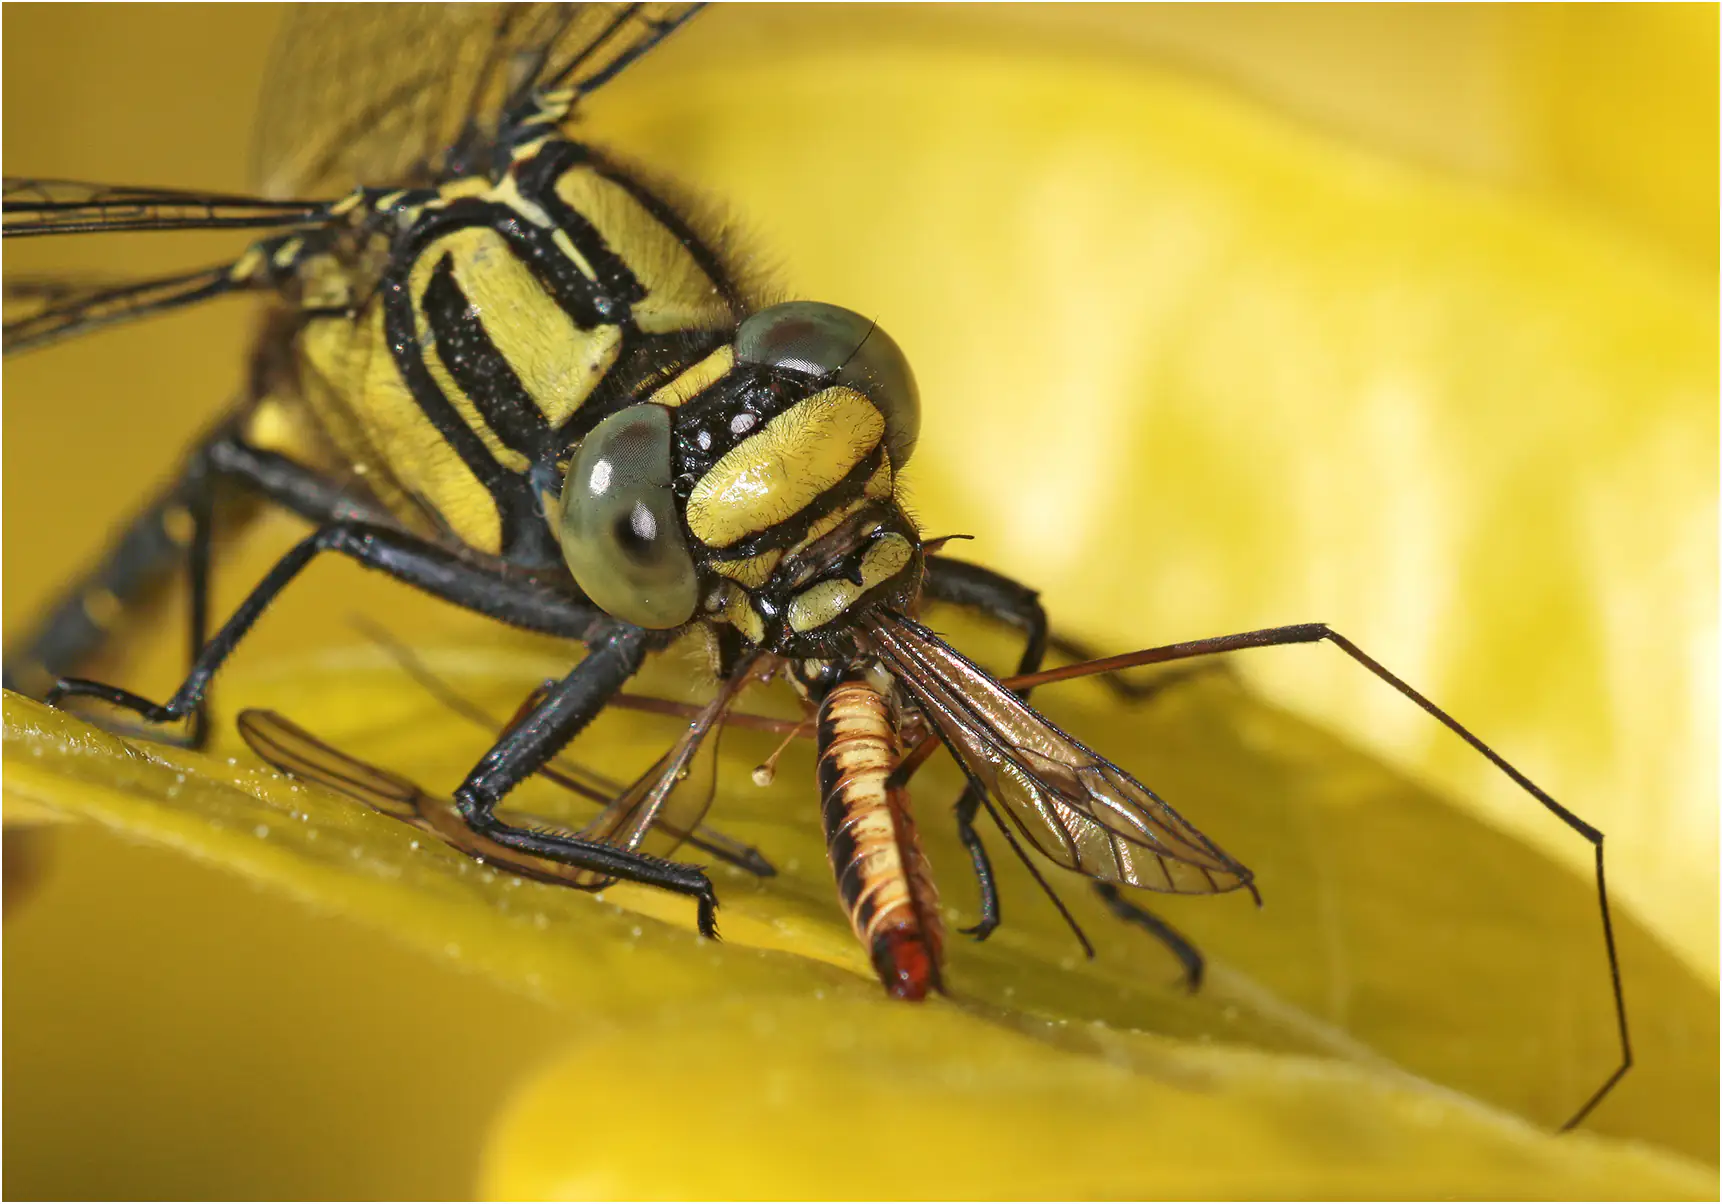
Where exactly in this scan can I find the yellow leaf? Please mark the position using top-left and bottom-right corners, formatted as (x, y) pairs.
(4, 6), (1713, 1198)
(486, 996), (1704, 1201)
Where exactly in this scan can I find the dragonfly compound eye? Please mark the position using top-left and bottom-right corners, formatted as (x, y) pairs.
(736, 301), (920, 468)
(559, 403), (699, 629)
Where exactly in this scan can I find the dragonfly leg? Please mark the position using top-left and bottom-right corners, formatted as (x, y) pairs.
(4, 424), (398, 746)
(204, 435), (399, 527)
(450, 624), (719, 938)
(4, 424), (239, 749)
(238, 630), (722, 938)
(1092, 882), (1204, 992)
(47, 521), (607, 728)
(921, 554), (1048, 677)
(348, 617), (778, 882)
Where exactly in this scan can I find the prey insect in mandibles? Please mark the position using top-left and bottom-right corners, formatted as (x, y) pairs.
(3, 4), (1629, 1126)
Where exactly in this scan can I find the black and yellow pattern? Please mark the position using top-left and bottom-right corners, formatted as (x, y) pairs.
(286, 135), (744, 563)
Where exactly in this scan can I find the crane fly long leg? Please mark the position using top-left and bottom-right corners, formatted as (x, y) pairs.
(237, 709), (628, 891)
(953, 619), (1626, 1132)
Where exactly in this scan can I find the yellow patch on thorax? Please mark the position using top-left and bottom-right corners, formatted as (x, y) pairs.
(685, 387), (884, 550)
(408, 225), (622, 458)
(298, 305), (504, 554)
(649, 346), (734, 408)
(553, 166), (730, 334)
(711, 583), (766, 644)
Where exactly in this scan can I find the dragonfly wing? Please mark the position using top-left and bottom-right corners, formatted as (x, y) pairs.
(253, 3), (704, 197)
(3, 178), (325, 237)
(3, 264), (241, 355)
(571, 667), (753, 880)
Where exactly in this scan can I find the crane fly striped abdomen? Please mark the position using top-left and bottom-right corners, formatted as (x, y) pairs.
(816, 674), (943, 1001)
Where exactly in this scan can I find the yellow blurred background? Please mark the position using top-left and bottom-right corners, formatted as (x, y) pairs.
(4, 4), (1715, 1196)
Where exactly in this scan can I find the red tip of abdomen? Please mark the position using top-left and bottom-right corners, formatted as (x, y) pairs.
(872, 927), (942, 1001)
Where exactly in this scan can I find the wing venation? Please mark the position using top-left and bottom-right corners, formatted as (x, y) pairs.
(862, 611), (1253, 895)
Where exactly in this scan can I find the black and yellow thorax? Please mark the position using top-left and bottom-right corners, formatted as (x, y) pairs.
(278, 134), (743, 568)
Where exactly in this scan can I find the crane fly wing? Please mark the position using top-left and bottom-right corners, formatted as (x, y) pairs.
(238, 707), (639, 889)
(237, 707), (426, 824)
(235, 659), (756, 888)
(567, 664), (754, 883)
(254, 3), (704, 197)
(3, 178), (326, 238)
(572, 723), (721, 882)
(862, 612), (1253, 895)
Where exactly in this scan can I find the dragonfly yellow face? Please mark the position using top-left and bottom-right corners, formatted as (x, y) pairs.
(3, 3), (1628, 1127)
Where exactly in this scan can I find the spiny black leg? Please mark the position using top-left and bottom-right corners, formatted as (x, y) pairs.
(451, 624), (720, 937)
(4, 426), (393, 714)
(1093, 882), (1204, 992)
(922, 555), (1049, 677)
(48, 521), (607, 727)
(5, 433), (225, 705)
(179, 457), (216, 749)
(206, 436), (400, 527)
(954, 787), (1000, 939)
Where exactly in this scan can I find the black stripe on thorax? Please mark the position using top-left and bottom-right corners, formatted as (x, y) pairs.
(545, 139), (746, 318)
(403, 197), (635, 330)
(515, 140), (652, 311)
(421, 252), (553, 460)
(383, 190), (658, 564)
(381, 272), (554, 565)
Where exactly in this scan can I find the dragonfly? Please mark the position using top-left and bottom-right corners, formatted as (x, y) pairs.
(2, 3), (1629, 1127)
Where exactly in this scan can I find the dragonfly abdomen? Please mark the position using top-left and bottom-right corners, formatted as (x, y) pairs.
(816, 675), (943, 1000)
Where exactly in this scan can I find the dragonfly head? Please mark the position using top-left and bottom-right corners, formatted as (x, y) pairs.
(557, 301), (924, 654)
